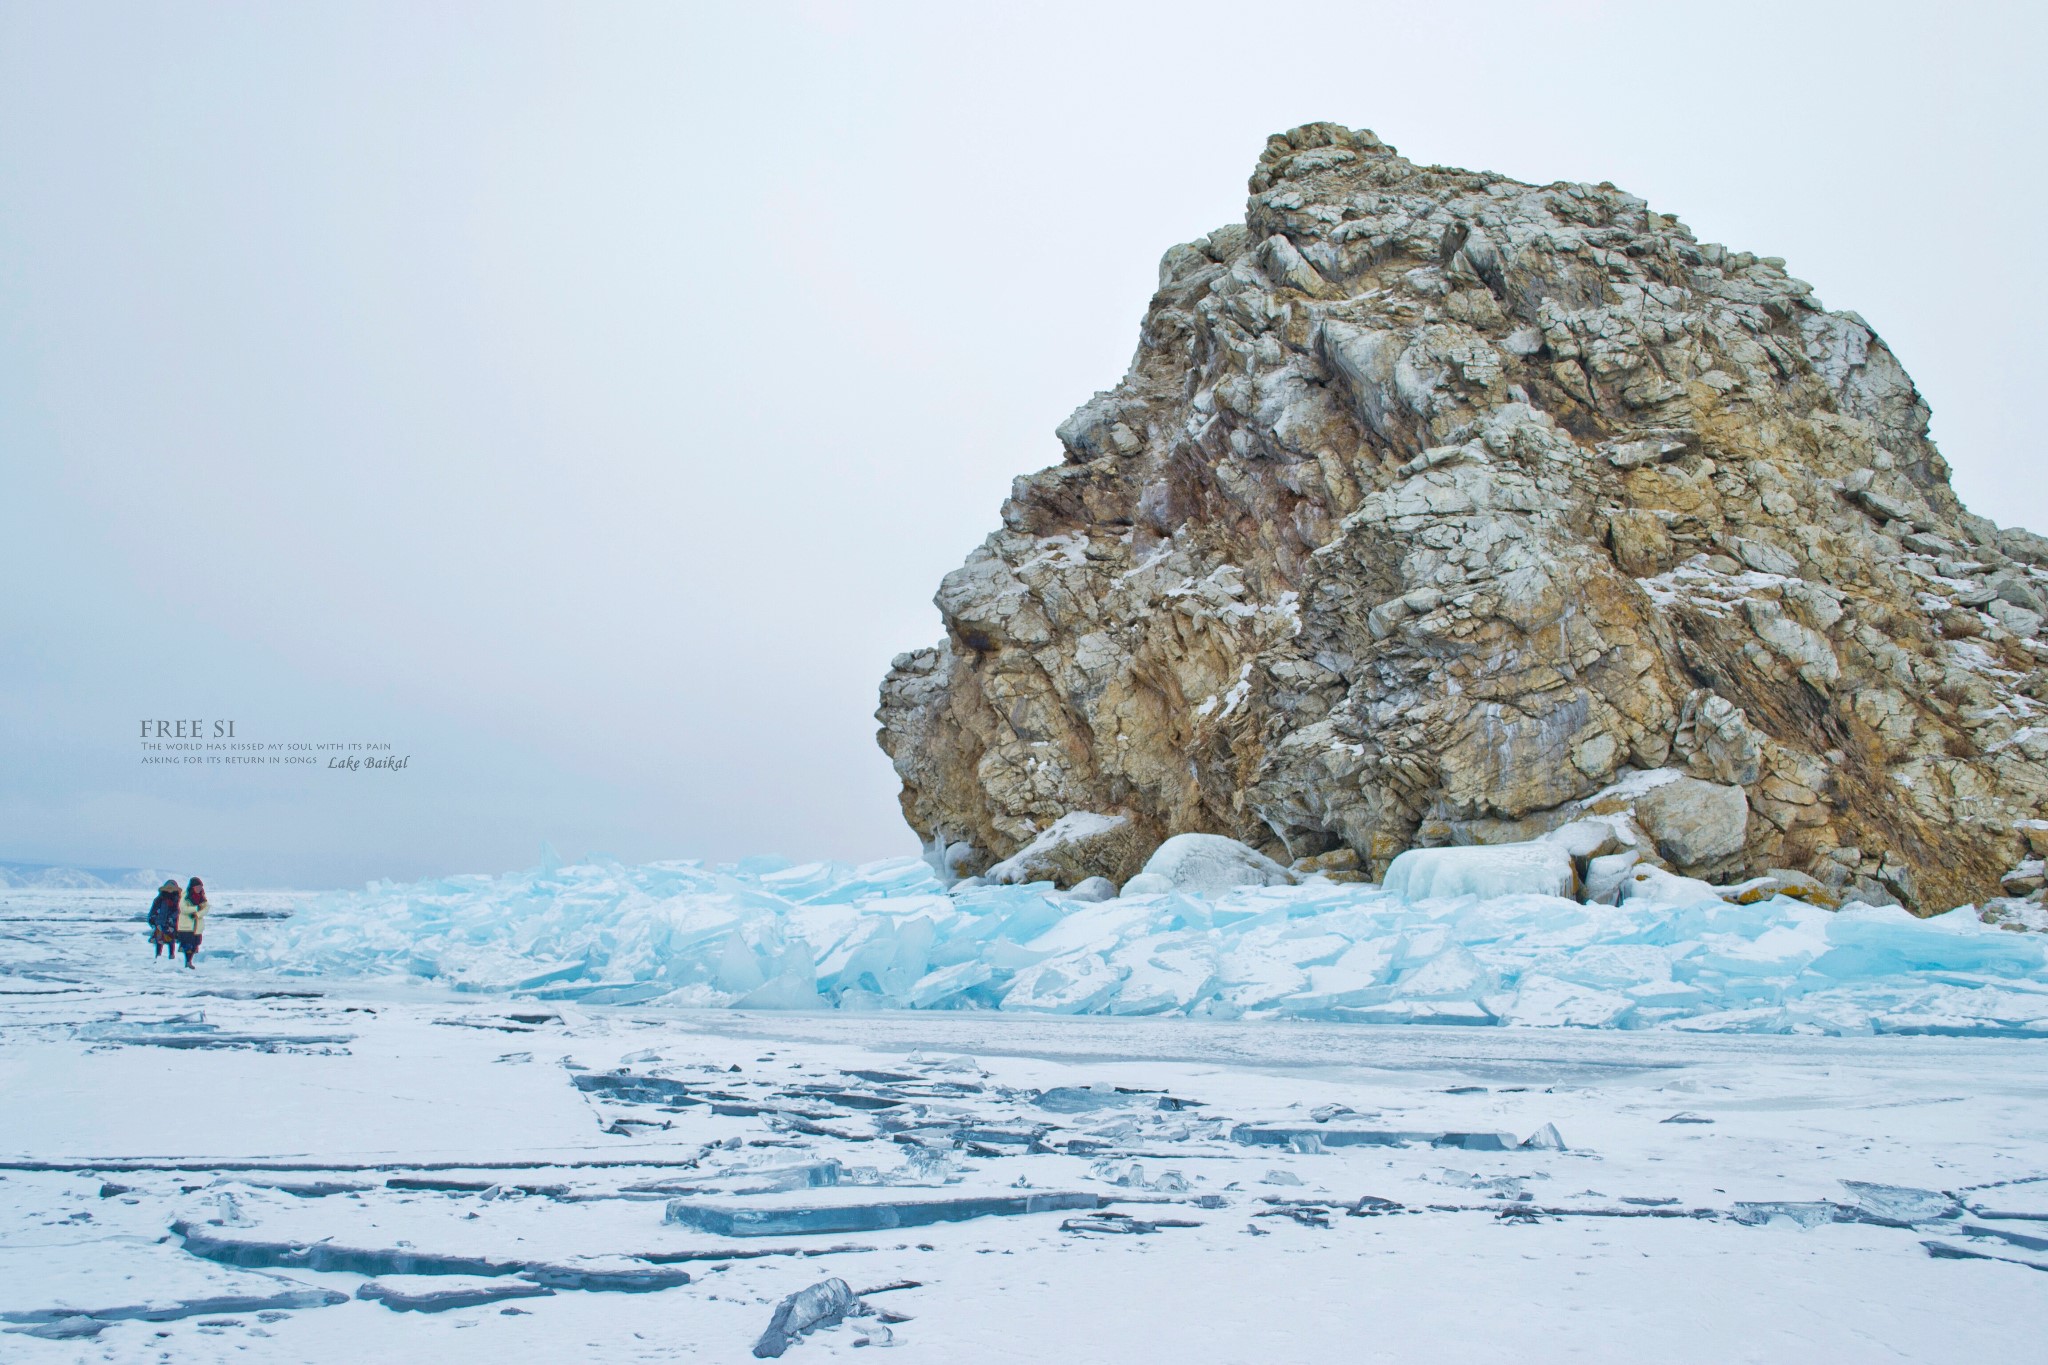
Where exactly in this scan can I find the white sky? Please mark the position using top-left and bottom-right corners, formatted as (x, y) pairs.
(3, 1), (2042, 886)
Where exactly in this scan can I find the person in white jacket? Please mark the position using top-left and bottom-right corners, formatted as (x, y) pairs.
(175, 877), (209, 968)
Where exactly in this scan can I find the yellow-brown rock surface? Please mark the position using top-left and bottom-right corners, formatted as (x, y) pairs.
(877, 125), (2048, 910)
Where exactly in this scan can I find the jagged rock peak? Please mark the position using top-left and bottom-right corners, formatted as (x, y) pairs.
(877, 123), (2048, 912)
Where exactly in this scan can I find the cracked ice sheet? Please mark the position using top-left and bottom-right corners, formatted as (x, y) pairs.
(3, 890), (2047, 1361)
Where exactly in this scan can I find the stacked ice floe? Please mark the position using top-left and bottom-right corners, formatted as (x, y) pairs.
(242, 849), (2048, 1035)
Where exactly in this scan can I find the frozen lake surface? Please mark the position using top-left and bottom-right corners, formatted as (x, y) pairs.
(4, 888), (2048, 1361)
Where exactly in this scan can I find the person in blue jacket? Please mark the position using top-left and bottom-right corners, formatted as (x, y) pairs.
(146, 879), (181, 961)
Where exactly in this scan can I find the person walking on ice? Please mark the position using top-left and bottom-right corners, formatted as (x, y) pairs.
(176, 877), (208, 968)
(147, 879), (181, 961)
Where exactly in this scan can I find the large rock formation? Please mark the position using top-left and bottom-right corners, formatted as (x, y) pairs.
(877, 123), (2048, 911)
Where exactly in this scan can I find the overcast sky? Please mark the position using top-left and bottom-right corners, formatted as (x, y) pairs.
(3, 1), (2042, 887)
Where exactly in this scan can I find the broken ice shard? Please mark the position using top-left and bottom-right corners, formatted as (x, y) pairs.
(173, 1222), (520, 1277)
(1061, 1213), (1160, 1235)
(665, 1192), (1101, 1238)
(356, 1279), (554, 1314)
(753, 1278), (862, 1359)
(0, 1289), (350, 1337)
(1838, 1182), (1960, 1227)
(1232, 1123), (1528, 1151)
(572, 1072), (703, 1105)
(1730, 1201), (1840, 1229)
(1034, 1086), (1151, 1113)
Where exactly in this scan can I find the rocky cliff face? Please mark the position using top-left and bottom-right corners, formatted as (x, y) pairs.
(877, 123), (2048, 911)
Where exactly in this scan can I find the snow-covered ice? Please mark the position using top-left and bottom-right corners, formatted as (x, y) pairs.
(233, 855), (2048, 1035)
(5, 885), (2048, 1361)
(1381, 840), (1576, 901)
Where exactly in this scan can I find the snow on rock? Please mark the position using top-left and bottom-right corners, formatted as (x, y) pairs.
(1618, 865), (1724, 908)
(2002, 860), (2046, 896)
(984, 812), (1145, 888)
(245, 853), (2048, 1035)
(1716, 868), (1843, 909)
(1542, 817), (1636, 863)
(1586, 768), (1686, 804)
(1383, 842), (1576, 901)
(1119, 834), (1296, 897)
(1629, 775), (1751, 870)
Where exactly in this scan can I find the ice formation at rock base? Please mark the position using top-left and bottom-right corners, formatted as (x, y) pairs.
(249, 853), (2048, 1036)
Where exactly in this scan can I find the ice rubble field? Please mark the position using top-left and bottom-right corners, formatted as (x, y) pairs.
(244, 855), (2048, 1035)
(9, 889), (2048, 1360)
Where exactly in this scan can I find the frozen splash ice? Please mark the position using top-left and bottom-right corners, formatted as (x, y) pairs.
(244, 855), (2048, 1035)
(1383, 843), (1576, 901)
